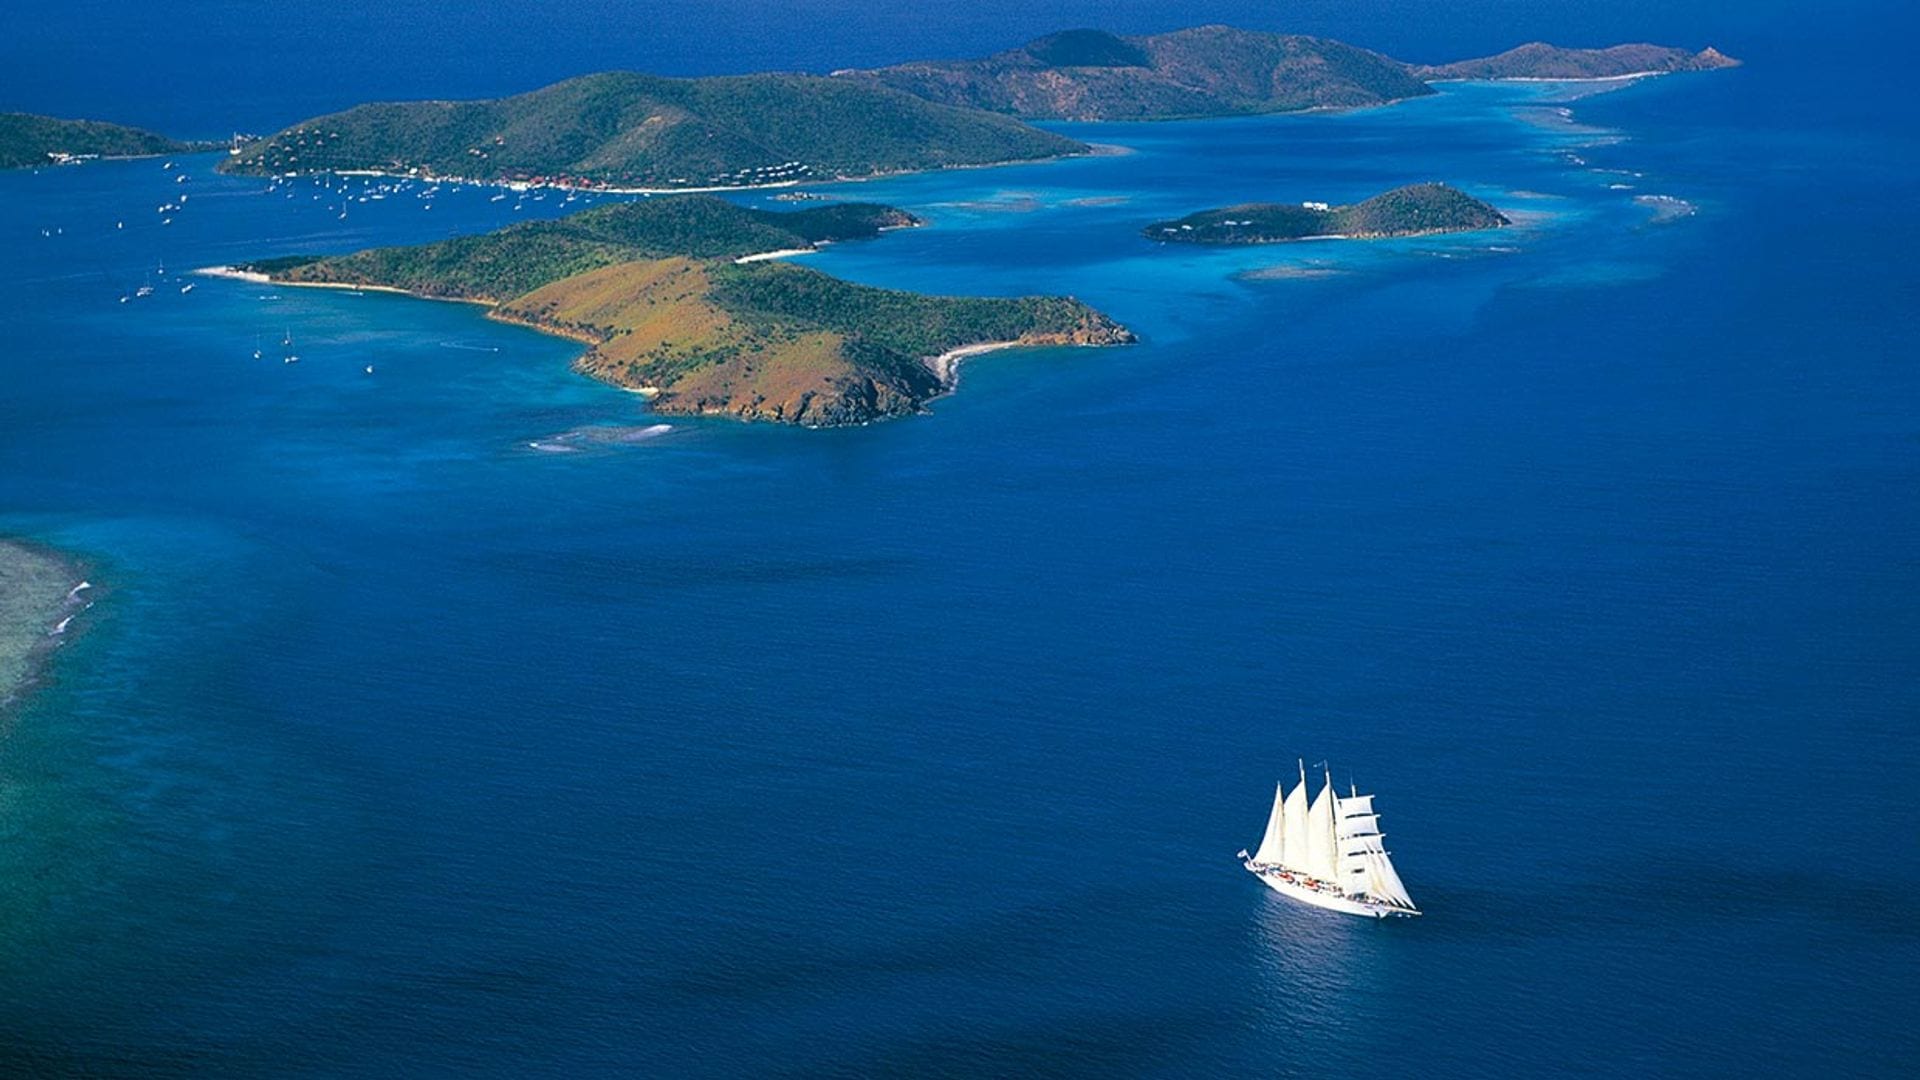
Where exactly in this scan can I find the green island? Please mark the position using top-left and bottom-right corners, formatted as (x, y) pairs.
(0, 112), (208, 169)
(1413, 44), (1740, 81)
(217, 72), (1087, 190)
(1145, 183), (1509, 244)
(835, 26), (1435, 121)
(216, 29), (1742, 182)
(237, 196), (1133, 426)
(836, 27), (1738, 121)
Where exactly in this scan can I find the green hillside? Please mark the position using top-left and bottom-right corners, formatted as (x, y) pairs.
(1415, 43), (1739, 80)
(249, 197), (916, 302)
(219, 72), (1087, 188)
(835, 25), (1434, 121)
(1145, 183), (1509, 244)
(0, 112), (202, 169)
(241, 196), (1132, 426)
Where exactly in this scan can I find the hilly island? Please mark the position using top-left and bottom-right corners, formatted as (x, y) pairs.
(1413, 43), (1739, 81)
(232, 196), (1132, 426)
(836, 27), (1738, 121)
(1146, 183), (1508, 244)
(215, 28), (1741, 186)
(217, 72), (1087, 189)
(1, 112), (208, 169)
(836, 27), (1435, 121)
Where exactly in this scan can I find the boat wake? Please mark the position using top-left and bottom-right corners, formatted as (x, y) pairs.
(526, 424), (674, 452)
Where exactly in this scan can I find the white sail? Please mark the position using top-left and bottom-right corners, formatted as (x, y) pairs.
(1330, 786), (1416, 908)
(1337, 812), (1379, 840)
(1243, 760), (1420, 917)
(1338, 851), (1374, 895)
(1337, 829), (1385, 894)
(1280, 763), (1311, 874)
(1336, 786), (1380, 896)
(1252, 782), (1288, 865)
(1367, 849), (1416, 909)
(1305, 777), (1339, 884)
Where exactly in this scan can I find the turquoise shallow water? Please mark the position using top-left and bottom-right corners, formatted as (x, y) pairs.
(2, 57), (1918, 1079)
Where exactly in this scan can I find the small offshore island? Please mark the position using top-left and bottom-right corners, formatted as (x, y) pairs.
(1413, 43), (1739, 81)
(1146, 183), (1508, 245)
(0, 112), (208, 169)
(227, 196), (1132, 426)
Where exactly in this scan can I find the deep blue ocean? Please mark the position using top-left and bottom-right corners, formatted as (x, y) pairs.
(3, 3), (1917, 1076)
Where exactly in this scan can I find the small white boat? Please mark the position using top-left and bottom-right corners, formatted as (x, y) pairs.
(179, 283), (194, 294)
(1240, 761), (1420, 919)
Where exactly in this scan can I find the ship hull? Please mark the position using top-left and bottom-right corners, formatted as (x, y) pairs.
(1244, 862), (1420, 919)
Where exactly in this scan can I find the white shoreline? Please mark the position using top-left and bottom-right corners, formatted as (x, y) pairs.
(925, 341), (1023, 384)
(194, 266), (269, 283)
(1430, 71), (1669, 84)
(733, 248), (817, 264)
(238, 147), (1091, 197)
(323, 168), (807, 196)
(194, 267), (491, 304)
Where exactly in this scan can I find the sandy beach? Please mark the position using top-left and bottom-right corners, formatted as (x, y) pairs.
(195, 267), (496, 305)
(733, 248), (817, 264)
(925, 341), (1023, 384)
(1429, 71), (1667, 84)
(193, 266), (270, 283)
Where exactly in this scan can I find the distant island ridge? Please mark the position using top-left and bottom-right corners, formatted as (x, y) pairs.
(1146, 183), (1509, 244)
(836, 27), (1739, 121)
(220, 196), (1132, 426)
(835, 26), (1435, 121)
(1413, 43), (1739, 81)
(198, 28), (1737, 190)
(7, 30), (1737, 177)
(0, 112), (211, 170)
(216, 72), (1088, 190)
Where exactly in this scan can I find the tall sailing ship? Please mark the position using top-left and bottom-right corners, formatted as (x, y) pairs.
(1239, 761), (1420, 918)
